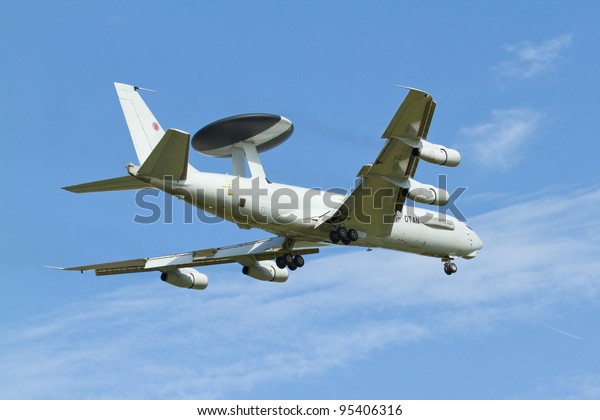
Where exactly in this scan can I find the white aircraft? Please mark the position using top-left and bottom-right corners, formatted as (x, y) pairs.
(56, 83), (483, 290)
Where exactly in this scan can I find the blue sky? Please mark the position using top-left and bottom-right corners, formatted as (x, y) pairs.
(1, 1), (600, 399)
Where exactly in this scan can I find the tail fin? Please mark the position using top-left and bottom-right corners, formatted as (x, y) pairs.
(114, 82), (165, 164)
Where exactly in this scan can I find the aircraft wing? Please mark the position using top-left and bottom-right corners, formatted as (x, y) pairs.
(322, 88), (436, 236)
(58, 236), (320, 276)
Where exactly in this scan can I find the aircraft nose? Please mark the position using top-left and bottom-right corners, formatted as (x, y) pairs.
(472, 231), (483, 251)
(463, 227), (483, 259)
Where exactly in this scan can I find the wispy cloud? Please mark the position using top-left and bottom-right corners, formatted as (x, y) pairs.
(533, 374), (600, 399)
(461, 108), (541, 169)
(1, 186), (600, 399)
(496, 34), (573, 80)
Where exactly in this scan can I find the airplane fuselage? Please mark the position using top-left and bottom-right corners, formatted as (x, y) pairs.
(146, 168), (481, 260)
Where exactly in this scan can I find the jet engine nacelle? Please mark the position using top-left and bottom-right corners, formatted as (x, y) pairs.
(418, 140), (461, 167)
(242, 261), (289, 283)
(403, 178), (450, 206)
(160, 268), (209, 290)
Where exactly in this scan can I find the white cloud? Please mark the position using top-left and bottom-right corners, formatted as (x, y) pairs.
(1, 186), (600, 399)
(496, 34), (573, 80)
(532, 374), (600, 399)
(462, 108), (541, 169)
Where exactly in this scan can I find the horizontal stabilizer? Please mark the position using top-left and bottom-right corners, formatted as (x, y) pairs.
(63, 176), (151, 193)
(137, 129), (190, 180)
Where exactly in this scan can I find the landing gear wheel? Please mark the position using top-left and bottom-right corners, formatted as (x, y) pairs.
(293, 255), (305, 268)
(347, 228), (359, 242)
(329, 230), (340, 244)
(443, 262), (457, 275)
(448, 262), (458, 273)
(275, 256), (286, 269)
(337, 227), (351, 245)
(283, 253), (294, 266)
(282, 253), (297, 270)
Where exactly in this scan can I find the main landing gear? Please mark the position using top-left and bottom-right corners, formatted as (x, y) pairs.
(275, 253), (305, 271)
(443, 260), (458, 275)
(329, 227), (359, 245)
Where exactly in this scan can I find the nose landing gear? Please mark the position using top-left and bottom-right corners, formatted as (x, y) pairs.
(443, 260), (458, 275)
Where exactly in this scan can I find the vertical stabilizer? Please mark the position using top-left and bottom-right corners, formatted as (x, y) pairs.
(114, 82), (165, 164)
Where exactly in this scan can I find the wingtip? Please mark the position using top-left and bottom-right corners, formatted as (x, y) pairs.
(393, 84), (431, 97)
(43, 265), (65, 270)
